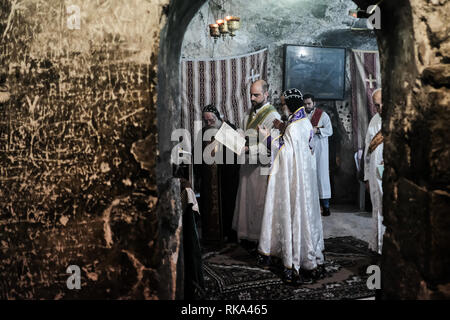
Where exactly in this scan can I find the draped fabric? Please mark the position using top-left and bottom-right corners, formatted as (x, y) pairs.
(363, 113), (385, 254)
(181, 48), (269, 142)
(350, 50), (381, 151)
(259, 108), (324, 272)
(180, 180), (205, 299)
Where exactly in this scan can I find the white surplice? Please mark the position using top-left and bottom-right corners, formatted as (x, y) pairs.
(308, 109), (332, 199)
(232, 103), (281, 241)
(364, 112), (385, 254)
(258, 108), (324, 272)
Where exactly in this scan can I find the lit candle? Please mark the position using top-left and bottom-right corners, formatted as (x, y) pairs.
(218, 19), (228, 34)
(209, 24), (220, 37)
(227, 16), (240, 36)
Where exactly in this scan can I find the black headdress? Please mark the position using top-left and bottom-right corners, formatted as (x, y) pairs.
(202, 104), (222, 121)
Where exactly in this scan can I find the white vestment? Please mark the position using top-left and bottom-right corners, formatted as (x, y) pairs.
(364, 112), (385, 254)
(232, 103), (280, 241)
(308, 109), (332, 199)
(259, 108), (324, 272)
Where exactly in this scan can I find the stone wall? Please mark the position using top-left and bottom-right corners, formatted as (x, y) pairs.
(1, 0), (448, 300)
(365, 0), (450, 299)
(0, 0), (173, 299)
(182, 0), (378, 93)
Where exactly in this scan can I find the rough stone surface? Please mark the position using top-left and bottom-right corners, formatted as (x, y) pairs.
(367, 0), (450, 299)
(0, 0), (448, 301)
(0, 0), (171, 299)
(182, 0), (377, 93)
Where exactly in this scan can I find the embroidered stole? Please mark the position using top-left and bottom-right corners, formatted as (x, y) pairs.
(310, 108), (323, 127)
(369, 130), (384, 154)
(246, 104), (277, 131)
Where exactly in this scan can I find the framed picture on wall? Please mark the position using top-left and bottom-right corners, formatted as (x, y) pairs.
(284, 44), (346, 100)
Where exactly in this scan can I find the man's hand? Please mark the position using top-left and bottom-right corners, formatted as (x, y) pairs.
(313, 126), (319, 135)
(209, 140), (219, 157)
(257, 124), (269, 138)
(273, 119), (286, 131)
(365, 181), (370, 192)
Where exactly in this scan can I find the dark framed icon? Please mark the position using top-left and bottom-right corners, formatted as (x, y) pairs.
(284, 44), (346, 100)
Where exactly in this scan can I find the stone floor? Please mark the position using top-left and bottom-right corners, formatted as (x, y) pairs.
(200, 204), (374, 248)
(324, 205), (376, 300)
(323, 204), (373, 243)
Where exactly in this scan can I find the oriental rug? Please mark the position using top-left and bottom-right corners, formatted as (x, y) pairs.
(197, 236), (379, 300)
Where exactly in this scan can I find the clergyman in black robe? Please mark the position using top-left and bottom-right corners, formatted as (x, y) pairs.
(194, 105), (240, 245)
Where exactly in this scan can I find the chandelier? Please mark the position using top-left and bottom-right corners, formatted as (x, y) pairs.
(208, 0), (240, 42)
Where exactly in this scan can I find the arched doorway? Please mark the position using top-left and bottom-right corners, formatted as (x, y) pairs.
(158, 0), (450, 299)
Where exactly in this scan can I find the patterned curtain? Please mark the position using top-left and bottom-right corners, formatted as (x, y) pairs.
(350, 50), (381, 151)
(180, 48), (268, 142)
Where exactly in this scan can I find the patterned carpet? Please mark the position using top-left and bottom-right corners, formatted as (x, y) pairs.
(197, 236), (379, 300)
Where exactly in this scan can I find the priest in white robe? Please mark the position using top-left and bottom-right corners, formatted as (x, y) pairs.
(257, 89), (324, 284)
(232, 80), (280, 245)
(364, 88), (385, 254)
(303, 94), (333, 216)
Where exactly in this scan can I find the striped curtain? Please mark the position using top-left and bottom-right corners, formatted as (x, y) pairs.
(350, 50), (381, 151)
(180, 48), (268, 142)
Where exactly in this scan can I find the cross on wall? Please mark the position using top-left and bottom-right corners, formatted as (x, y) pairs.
(247, 69), (260, 83)
(366, 73), (377, 89)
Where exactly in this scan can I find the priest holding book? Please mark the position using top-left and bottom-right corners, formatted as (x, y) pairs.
(232, 80), (281, 249)
(195, 104), (240, 244)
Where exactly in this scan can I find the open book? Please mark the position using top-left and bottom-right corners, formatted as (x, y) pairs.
(214, 122), (246, 156)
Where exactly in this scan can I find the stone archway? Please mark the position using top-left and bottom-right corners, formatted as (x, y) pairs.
(158, 0), (449, 299)
(0, 0), (445, 301)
